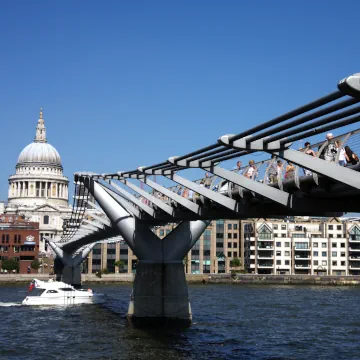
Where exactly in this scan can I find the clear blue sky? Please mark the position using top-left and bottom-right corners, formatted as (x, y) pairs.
(1, 0), (360, 200)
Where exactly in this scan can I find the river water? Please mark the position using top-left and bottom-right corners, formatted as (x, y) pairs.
(0, 283), (359, 359)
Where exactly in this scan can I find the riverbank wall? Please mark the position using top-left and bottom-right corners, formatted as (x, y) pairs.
(2, 273), (360, 286)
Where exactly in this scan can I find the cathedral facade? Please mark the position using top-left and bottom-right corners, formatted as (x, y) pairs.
(5, 109), (72, 252)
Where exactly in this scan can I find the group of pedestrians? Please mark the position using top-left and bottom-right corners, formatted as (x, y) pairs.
(170, 132), (360, 198)
(305, 132), (359, 169)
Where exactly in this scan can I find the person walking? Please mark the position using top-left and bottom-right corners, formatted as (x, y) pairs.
(285, 162), (295, 180)
(303, 142), (315, 175)
(345, 146), (359, 165)
(268, 157), (278, 184)
(321, 133), (337, 161)
(335, 140), (347, 166)
(245, 160), (257, 179)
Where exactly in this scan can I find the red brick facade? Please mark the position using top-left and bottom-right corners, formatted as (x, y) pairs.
(0, 214), (39, 274)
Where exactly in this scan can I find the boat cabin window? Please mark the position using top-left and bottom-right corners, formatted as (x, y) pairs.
(30, 289), (45, 296)
(59, 288), (73, 291)
(46, 290), (59, 294)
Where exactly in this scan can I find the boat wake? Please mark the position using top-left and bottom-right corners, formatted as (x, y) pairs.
(0, 302), (22, 307)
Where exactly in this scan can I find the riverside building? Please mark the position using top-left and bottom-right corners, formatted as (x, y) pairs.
(0, 214), (39, 273)
(5, 109), (72, 252)
(86, 217), (360, 276)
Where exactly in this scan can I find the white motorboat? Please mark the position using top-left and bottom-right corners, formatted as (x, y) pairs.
(22, 279), (105, 306)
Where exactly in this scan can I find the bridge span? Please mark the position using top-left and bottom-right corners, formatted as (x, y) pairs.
(50, 73), (360, 325)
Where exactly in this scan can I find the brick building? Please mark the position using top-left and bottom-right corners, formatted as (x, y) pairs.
(0, 214), (39, 274)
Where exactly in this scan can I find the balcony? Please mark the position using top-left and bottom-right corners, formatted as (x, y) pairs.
(349, 236), (360, 242)
(294, 247), (311, 251)
(257, 255), (274, 260)
(257, 246), (274, 250)
(258, 264), (274, 268)
(349, 257), (360, 261)
(295, 256), (311, 260)
(349, 248), (360, 252)
(295, 265), (311, 269)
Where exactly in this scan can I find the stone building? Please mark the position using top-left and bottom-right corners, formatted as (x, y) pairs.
(5, 109), (72, 252)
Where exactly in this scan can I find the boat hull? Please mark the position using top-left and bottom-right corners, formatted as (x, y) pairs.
(22, 294), (105, 306)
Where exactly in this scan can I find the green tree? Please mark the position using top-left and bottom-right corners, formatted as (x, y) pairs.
(230, 257), (241, 268)
(1, 258), (19, 272)
(114, 260), (125, 272)
(31, 259), (41, 271)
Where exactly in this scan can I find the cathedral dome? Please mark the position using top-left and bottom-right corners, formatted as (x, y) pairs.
(17, 142), (62, 167)
(16, 108), (62, 168)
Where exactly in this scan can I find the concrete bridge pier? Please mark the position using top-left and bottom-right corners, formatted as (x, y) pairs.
(89, 180), (209, 325)
(48, 241), (95, 288)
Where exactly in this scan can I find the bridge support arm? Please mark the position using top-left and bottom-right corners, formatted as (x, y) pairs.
(48, 241), (96, 287)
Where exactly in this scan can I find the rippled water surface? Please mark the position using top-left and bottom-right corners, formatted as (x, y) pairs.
(1, 283), (360, 359)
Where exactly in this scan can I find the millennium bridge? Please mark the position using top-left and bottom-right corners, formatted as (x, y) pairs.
(48, 73), (360, 324)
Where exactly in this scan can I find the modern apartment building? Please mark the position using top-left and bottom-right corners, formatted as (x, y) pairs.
(85, 217), (360, 276)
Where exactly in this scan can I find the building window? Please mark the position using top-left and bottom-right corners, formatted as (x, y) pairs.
(228, 243), (232, 248)
(322, 252), (327, 257)
(313, 242), (318, 248)
(228, 233), (232, 239)
(274, 233), (278, 238)
(276, 260), (281, 265)
(341, 261), (346, 266)
(281, 234), (286, 238)
(44, 215), (49, 225)
(322, 260), (327, 266)
(341, 252), (345, 257)
(292, 233), (306, 238)
(329, 234), (333, 238)
(337, 234), (342, 238)
(313, 251), (318, 257)
(281, 225), (286, 230)
(332, 251), (337, 257)
(233, 224), (238, 230)
(332, 243), (337, 248)
(233, 233), (238, 239)
(332, 261), (337, 266)
(337, 225), (342, 230)
(285, 242), (290, 247)
(276, 242), (281, 247)
(227, 252), (231, 257)
(276, 251), (281, 256)
(322, 243), (327, 248)
(233, 243), (238, 248)
(328, 225), (333, 230)
(285, 251), (290, 256)
(227, 224), (232, 230)
(234, 252), (238, 257)
(295, 242), (308, 249)
(273, 225), (278, 230)
(314, 260), (318, 266)
(341, 243), (345, 248)
(285, 260), (289, 265)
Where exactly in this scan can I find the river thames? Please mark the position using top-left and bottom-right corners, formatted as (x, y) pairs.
(1, 283), (360, 359)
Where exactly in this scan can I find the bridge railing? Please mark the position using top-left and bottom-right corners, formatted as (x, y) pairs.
(62, 73), (360, 240)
